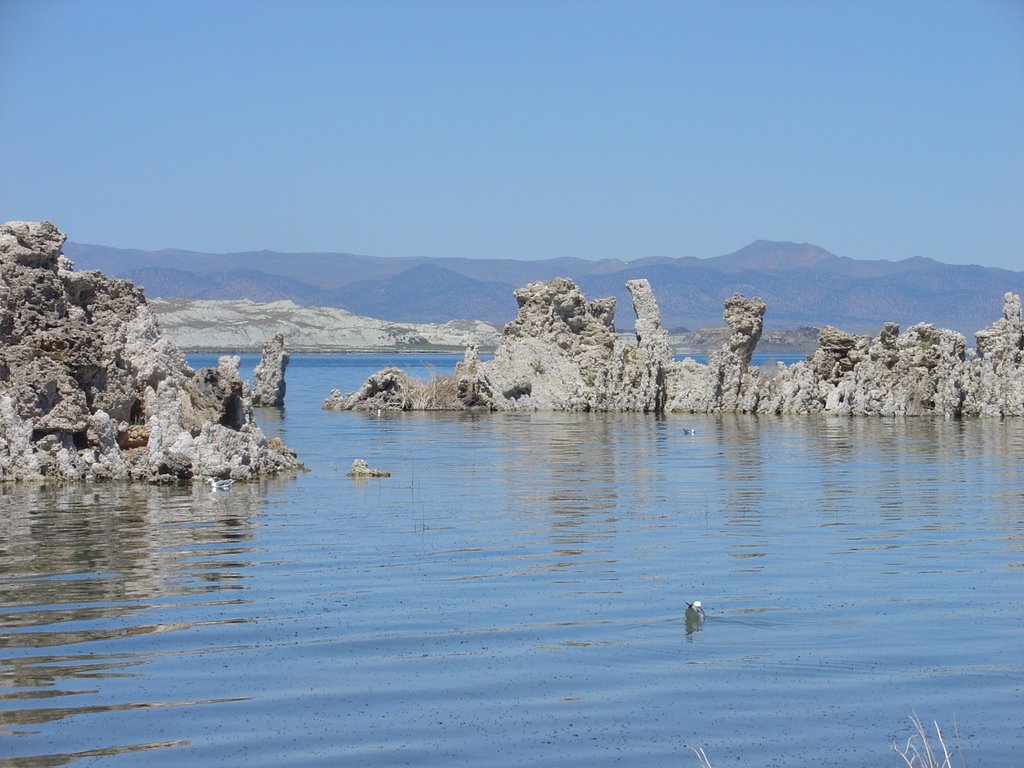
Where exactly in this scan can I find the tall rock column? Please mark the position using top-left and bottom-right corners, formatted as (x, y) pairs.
(966, 292), (1024, 416)
(703, 294), (766, 411)
(616, 279), (673, 412)
(252, 332), (289, 407)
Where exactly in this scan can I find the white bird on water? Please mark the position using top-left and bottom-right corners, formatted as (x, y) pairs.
(685, 600), (705, 621)
(207, 477), (235, 491)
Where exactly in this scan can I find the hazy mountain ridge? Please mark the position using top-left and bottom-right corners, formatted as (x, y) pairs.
(64, 240), (1024, 338)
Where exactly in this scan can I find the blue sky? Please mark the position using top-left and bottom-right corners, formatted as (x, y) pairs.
(1, 0), (1022, 269)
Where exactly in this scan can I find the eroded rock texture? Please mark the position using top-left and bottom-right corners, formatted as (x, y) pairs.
(747, 295), (1023, 417)
(665, 293), (766, 413)
(0, 221), (301, 481)
(327, 277), (675, 413)
(329, 275), (1024, 418)
(251, 332), (289, 407)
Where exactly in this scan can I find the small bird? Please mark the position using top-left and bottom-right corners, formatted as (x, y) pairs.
(681, 428), (696, 436)
(207, 477), (235, 491)
(685, 600), (706, 621)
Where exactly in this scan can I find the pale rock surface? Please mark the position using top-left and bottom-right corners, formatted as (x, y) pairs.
(0, 220), (301, 482)
(454, 344), (495, 409)
(331, 277), (674, 413)
(323, 367), (419, 412)
(479, 278), (620, 411)
(252, 332), (289, 407)
(346, 459), (390, 478)
(965, 292), (1024, 416)
(665, 294), (766, 412)
(150, 298), (501, 352)
(616, 279), (674, 412)
(463, 277), (674, 411)
(330, 273), (1024, 418)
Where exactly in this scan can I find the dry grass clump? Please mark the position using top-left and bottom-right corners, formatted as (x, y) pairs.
(893, 712), (963, 768)
(409, 368), (462, 410)
(686, 713), (964, 768)
(687, 745), (712, 767)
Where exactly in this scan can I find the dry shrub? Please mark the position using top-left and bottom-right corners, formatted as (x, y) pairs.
(410, 367), (462, 410)
(687, 713), (964, 768)
(893, 712), (962, 768)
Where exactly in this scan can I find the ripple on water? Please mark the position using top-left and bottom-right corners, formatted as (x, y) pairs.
(2, 366), (1023, 766)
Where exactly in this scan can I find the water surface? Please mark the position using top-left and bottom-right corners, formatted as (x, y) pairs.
(1, 354), (1021, 766)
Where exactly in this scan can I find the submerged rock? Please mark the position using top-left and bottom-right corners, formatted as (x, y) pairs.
(0, 220), (301, 482)
(328, 273), (1024, 418)
(346, 458), (390, 478)
(324, 367), (419, 412)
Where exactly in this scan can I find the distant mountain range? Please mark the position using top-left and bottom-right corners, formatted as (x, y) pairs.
(63, 240), (1024, 339)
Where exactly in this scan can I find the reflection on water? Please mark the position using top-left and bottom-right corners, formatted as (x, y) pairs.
(0, 483), (264, 765)
(2, 356), (1023, 767)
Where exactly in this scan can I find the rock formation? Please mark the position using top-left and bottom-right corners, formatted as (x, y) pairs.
(323, 367), (420, 412)
(325, 277), (675, 413)
(740, 295), (1022, 417)
(967, 292), (1024, 416)
(346, 459), (390, 478)
(251, 332), (288, 407)
(328, 275), (1024, 418)
(665, 293), (766, 413)
(0, 220), (301, 482)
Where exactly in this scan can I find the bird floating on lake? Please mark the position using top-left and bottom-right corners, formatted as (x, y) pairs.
(685, 600), (706, 621)
(681, 428), (696, 436)
(207, 477), (235, 491)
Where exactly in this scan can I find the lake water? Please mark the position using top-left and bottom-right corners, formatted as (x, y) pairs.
(2, 354), (1022, 767)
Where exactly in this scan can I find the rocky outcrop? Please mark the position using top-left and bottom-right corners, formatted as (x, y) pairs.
(966, 292), (1024, 416)
(701, 291), (1022, 417)
(323, 367), (420, 412)
(346, 459), (390, 478)
(748, 322), (966, 416)
(617, 279), (673, 412)
(328, 277), (675, 413)
(329, 275), (1024, 418)
(442, 277), (673, 412)
(0, 221), (301, 482)
(471, 277), (622, 411)
(665, 294), (766, 413)
(251, 332), (288, 407)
